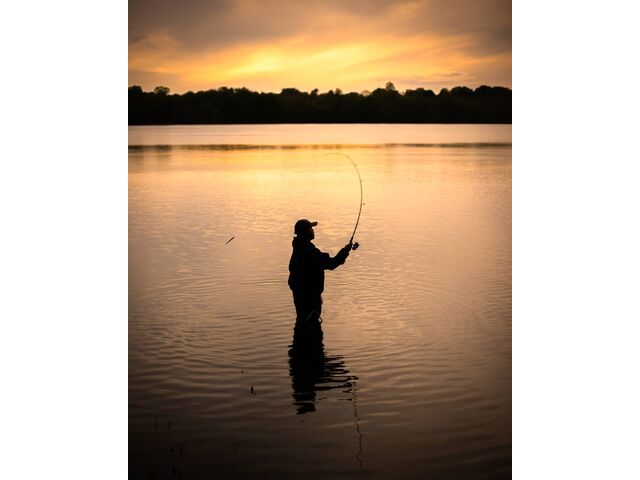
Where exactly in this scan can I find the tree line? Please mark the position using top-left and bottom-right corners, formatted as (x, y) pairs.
(128, 82), (511, 124)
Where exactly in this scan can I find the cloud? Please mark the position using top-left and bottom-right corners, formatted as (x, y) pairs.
(128, 35), (147, 45)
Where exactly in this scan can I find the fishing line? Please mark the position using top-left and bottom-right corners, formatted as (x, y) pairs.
(351, 378), (364, 468)
(323, 152), (363, 249)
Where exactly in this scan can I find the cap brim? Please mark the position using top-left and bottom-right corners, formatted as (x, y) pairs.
(310, 221), (318, 226)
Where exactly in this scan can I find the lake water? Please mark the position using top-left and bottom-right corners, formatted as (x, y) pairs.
(129, 124), (512, 479)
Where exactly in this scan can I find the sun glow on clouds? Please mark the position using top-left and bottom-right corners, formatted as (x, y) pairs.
(223, 42), (384, 84)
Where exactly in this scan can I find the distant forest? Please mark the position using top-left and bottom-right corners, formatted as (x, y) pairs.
(128, 83), (511, 125)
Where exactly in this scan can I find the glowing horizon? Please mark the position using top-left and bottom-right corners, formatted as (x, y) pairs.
(129, 0), (511, 94)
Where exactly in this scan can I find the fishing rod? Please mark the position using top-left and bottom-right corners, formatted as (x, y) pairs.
(323, 152), (362, 250)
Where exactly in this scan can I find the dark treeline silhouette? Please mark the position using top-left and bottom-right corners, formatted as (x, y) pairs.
(128, 82), (511, 125)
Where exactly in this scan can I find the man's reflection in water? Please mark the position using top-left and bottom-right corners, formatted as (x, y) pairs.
(288, 321), (365, 468)
(288, 321), (357, 415)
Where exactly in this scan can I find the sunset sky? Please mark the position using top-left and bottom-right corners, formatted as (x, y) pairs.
(129, 0), (511, 94)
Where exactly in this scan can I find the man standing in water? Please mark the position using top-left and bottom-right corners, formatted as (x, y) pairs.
(288, 219), (352, 336)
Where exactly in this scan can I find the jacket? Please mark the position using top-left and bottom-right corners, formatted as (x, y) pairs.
(288, 237), (350, 296)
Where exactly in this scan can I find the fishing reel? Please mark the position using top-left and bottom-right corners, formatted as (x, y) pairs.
(352, 242), (360, 250)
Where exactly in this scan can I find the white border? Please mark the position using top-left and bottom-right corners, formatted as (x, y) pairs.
(514, 1), (640, 478)
(1, 1), (127, 479)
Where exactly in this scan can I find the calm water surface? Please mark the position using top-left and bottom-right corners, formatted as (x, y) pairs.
(129, 124), (512, 479)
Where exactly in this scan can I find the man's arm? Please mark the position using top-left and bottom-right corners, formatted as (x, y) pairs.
(318, 243), (352, 270)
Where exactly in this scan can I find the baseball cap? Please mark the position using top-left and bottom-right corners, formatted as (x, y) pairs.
(294, 219), (318, 235)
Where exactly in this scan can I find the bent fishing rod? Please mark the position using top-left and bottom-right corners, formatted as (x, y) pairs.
(323, 152), (362, 250)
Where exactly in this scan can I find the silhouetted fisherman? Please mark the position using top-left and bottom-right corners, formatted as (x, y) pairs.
(288, 219), (352, 342)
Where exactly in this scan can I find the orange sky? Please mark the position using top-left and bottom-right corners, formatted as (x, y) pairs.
(129, 0), (511, 94)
